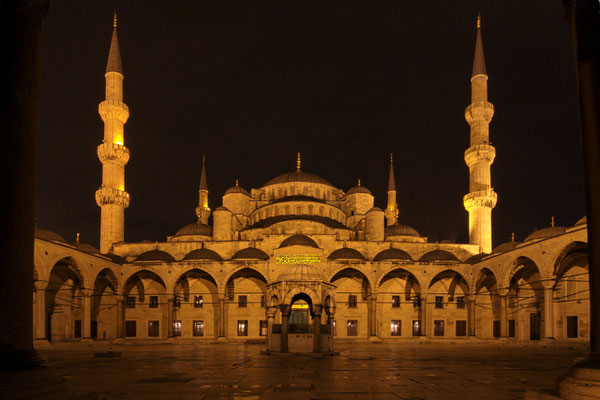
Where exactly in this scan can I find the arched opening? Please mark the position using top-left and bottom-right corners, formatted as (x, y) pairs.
(330, 267), (371, 338)
(173, 269), (219, 339)
(92, 268), (119, 341)
(427, 270), (469, 338)
(378, 267), (421, 338)
(289, 292), (313, 333)
(509, 257), (544, 340)
(475, 268), (499, 338)
(123, 270), (167, 339)
(224, 267), (267, 339)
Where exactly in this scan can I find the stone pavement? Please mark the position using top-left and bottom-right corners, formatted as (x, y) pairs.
(37, 342), (587, 400)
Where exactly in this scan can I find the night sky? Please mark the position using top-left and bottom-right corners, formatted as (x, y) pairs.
(37, 1), (585, 250)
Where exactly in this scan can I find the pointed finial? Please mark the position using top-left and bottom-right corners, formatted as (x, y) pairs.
(390, 153), (394, 164)
(551, 216), (555, 227)
(202, 154), (205, 165)
(297, 152), (301, 171)
(235, 179), (239, 187)
(477, 12), (481, 29)
(113, 11), (117, 28)
(357, 179), (361, 186)
(511, 232), (515, 242)
(76, 232), (80, 245)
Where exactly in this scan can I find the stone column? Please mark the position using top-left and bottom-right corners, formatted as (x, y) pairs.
(218, 294), (227, 339)
(499, 294), (508, 337)
(167, 296), (174, 338)
(266, 306), (276, 351)
(116, 295), (125, 341)
(280, 304), (290, 353)
(420, 294), (427, 336)
(368, 295), (377, 337)
(81, 290), (92, 341)
(467, 296), (476, 336)
(543, 287), (554, 339)
(34, 281), (46, 341)
(313, 305), (322, 353)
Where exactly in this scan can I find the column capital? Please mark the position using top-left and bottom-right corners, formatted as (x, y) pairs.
(279, 304), (290, 316)
(312, 304), (323, 316)
(34, 280), (46, 290)
(267, 306), (277, 318)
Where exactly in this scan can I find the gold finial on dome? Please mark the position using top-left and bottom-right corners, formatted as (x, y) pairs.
(113, 11), (117, 28)
(551, 216), (555, 227)
(357, 179), (361, 186)
(511, 232), (515, 242)
(235, 179), (239, 187)
(297, 152), (301, 171)
(390, 153), (393, 163)
(477, 13), (481, 29)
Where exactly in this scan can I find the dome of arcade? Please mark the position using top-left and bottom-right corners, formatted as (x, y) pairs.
(35, 227), (66, 242)
(464, 253), (486, 264)
(372, 248), (412, 261)
(524, 226), (567, 242)
(135, 250), (175, 262)
(224, 184), (250, 196)
(346, 185), (372, 196)
(418, 250), (460, 262)
(183, 248), (223, 261)
(76, 242), (100, 253)
(492, 240), (520, 254)
(385, 224), (420, 237)
(264, 171), (333, 188)
(327, 247), (366, 260)
(277, 263), (325, 282)
(174, 222), (212, 237)
(278, 234), (319, 249)
(575, 216), (587, 226)
(232, 247), (269, 260)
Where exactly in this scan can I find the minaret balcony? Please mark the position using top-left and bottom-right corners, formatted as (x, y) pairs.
(98, 99), (129, 123)
(95, 186), (130, 208)
(464, 144), (496, 167)
(463, 190), (498, 212)
(97, 142), (130, 165)
(464, 101), (494, 124)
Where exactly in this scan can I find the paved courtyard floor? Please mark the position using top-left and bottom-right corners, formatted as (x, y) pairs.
(38, 342), (587, 400)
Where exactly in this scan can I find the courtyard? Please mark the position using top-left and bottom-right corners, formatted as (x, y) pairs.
(38, 342), (587, 399)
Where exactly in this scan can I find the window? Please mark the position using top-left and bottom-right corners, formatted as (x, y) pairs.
(194, 295), (203, 308)
(126, 296), (136, 308)
(456, 320), (467, 336)
(567, 316), (578, 338)
(412, 320), (421, 336)
(149, 296), (158, 308)
(74, 320), (82, 338)
(174, 296), (181, 308)
(238, 320), (248, 336)
(391, 320), (401, 336)
(456, 296), (465, 309)
(125, 320), (136, 337)
(173, 320), (181, 337)
(392, 296), (400, 308)
(434, 320), (445, 336)
(348, 295), (357, 308)
(347, 320), (358, 336)
(148, 320), (160, 337)
(260, 295), (266, 308)
(435, 296), (444, 309)
(509, 320), (516, 338)
(193, 320), (204, 337)
(260, 320), (268, 336)
(413, 296), (421, 308)
(493, 320), (500, 338)
(238, 295), (247, 308)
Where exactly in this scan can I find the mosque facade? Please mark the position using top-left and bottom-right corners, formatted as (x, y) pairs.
(32, 17), (590, 350)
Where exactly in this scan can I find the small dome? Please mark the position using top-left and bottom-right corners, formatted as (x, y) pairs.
(76, 243), (100, 253)
(492, 241), (521, 253)
(214, 206), (230, 212)
(135, 250), (175, 262)
(278, 234), (319, 249)
(465, 253), (486, 264)
(277, 264), (324, 282)
(224, 184), (250, 196)
(373, 248), (412, 261)
(264, 171), (333, 187)
(174, 222), (212, 237)
(346, 185), (372, 195)
(183, 248), (223, 261)
(575, 216), (587, 226)
(328, 247), (366, 260)
(35, 228), (66, 242)
(367, 207), (383, 213)
(385, 224), (420, 237)
(232, 247), (269, 260)
(524, 226), (567, 242)
(418, 250), (459, 262)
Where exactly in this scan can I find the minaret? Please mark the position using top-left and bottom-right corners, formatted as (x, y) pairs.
(95, 12), (130, 253)
(195, 155), (211, 224)
(463, 14), (497, 254)
(385, 153), (398, 226)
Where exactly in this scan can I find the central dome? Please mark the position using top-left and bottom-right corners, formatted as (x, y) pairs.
(277, 264), (324, 282)
(264, 171), (333, 187)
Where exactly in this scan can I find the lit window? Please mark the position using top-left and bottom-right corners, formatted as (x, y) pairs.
(392, 295), (400, 308)
(193, 320), (204, 337)
(412, 320), (421, 336)
(238, 320), (248, 336)
(149, 296), (158, 308)
(194, 295), (203, 308)
(148, 320), (160, 337)
(347, 320), (358, 336)
(259, 320), (268, 336)
(391, 320), (401, 336)
(173, 320), (181, 337)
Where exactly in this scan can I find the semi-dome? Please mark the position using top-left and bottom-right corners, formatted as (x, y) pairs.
(373, 248), (412, 261)
(385, 224), (420, 237)
(183, 248), (223, 261)
(135, 250), (175, 262)
(328, 247), (366, 260)
(264, 171), (333, 187)
(35, 227), (66, 242)
(492, 241), (520, 253)
(278, 234), (319, 249)
(465, 253), (486, 264)
(524, 226), (567, 242)
(575, 216), (587, 226)
(174, 222), (212, 237)
(232, 247), (269, 260)
(277, 264), (324, 282)
(418, 250), (459, 262)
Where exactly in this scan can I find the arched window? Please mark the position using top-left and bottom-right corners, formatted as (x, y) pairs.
(316, 188), (321, 198)
(284, 205), (290, 215)
(296, 205), (302, 215)
(274, 206), (279, 216)
(329, 209), (334, 218)
(319, 206), (324, 216)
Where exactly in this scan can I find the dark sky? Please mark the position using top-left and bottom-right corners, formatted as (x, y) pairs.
(37, 1), (585, 249)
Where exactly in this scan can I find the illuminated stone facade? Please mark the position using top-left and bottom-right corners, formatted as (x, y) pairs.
(31, 18), (590, 349)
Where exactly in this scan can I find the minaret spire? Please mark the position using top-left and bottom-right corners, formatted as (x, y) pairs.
(196, 155), (211, 224)
(463, 14), (497, 253)
(297, 152), (301, 172)
(96, 13), (131, 253)
(385, 153), (398, 226)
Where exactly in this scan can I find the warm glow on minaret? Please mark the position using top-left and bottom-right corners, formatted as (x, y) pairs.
(463, 14), (497, 254)
(96, 12), (130, 253)
(196, 154), (211, 224)
(385, 153), (398, 226)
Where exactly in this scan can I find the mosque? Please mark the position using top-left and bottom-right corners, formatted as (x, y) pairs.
(32, 15), (589, 352)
